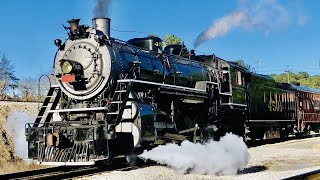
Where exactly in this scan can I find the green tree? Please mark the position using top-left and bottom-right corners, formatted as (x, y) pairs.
(163, 34), (182, 48)
(269, 74), (277, 78)
(270, 72), (320, 89)
(295, 72), (309, 79)
(272, 72), (299, 84)
(0, 54), (19, 99)
(235, 59), (251, 71)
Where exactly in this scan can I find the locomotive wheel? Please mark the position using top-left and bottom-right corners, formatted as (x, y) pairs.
(126, 153), (143, 167)
(250, 127), (265, 141)
(234, 123), (246, 138)
(313, 125), (320, 133)
(304, 125), (312, 135)
(280, 129), (288, 140)
(100, 141), (115, 166)
(102, 150), (114, 166)
(204, 124), (220, 141)
(294, 132), (303, 138)
(228, 119), (246, 139)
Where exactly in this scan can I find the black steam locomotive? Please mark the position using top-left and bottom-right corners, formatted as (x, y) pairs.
(25, 18), (320, 165)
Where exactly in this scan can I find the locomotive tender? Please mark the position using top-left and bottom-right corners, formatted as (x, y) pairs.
(25, 17), (320, 165)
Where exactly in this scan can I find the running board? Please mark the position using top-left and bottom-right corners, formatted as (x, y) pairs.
(118, 79), (207, 94)
(48, 107), (108, 113)
(221, 103), (247, 107)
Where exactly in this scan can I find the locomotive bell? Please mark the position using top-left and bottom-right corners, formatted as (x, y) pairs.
(67, 19), (80, 31)
(92, 17), (111, 37)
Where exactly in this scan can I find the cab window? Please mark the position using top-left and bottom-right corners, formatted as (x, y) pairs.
(235, 70), (244, 86)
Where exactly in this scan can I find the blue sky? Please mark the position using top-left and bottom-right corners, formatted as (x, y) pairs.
(0, 0), (319, 79)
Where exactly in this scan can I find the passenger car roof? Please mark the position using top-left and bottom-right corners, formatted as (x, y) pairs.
(296, 86), (320, 94)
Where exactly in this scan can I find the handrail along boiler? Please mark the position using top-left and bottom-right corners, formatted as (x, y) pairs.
(25, 17), (320, 165)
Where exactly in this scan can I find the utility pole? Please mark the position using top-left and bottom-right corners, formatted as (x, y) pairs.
(256, 59), (261, 73)
(285, 65), (291, 83)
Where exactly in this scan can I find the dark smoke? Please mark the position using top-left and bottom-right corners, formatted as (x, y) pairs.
(93, 0), (112, 17)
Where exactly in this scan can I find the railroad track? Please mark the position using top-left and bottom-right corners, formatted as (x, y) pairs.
(282, 168), (320, 180)
(246, 133), (320, 148)
(2, 135), (318, 179)
(0, 158), (136, 180)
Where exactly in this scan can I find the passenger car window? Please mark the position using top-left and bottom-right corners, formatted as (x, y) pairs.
(314, 100), (320, 110)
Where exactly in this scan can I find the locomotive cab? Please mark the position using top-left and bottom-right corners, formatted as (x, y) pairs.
(212, 59), (251, 137)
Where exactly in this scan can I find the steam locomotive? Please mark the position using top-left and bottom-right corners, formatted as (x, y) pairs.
(25, 17), (320, 166)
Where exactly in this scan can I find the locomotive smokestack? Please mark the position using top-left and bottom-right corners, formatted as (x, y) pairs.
(92, 17), (111, 37)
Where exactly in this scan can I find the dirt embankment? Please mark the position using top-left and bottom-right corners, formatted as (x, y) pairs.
(0, 101), (42, 174)
(0, 105), (14, 163)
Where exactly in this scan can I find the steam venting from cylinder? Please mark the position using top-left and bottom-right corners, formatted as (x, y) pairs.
(139, 133), (249, 175)
(92, 18), (111, 37)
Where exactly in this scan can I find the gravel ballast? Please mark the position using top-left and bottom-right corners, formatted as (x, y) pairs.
(88, 137), (320, 180)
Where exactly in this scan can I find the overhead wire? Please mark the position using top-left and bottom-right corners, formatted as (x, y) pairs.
(259, 65), (320, 71)
(110, 28), (150, 36)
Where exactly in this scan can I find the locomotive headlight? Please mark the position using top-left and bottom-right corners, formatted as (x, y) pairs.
(62, 61), (73, 74)
(58, 59), (83, 74)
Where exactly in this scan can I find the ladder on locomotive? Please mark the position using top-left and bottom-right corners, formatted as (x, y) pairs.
(33, 85), (61, 128)
(106, 80), (133, 125)
(33, 81), (132, 126)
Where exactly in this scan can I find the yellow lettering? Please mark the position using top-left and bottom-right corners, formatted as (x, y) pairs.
(268, 101), (273, 111)
(268, 100), (283, 112)
(272, 101), (276, 111)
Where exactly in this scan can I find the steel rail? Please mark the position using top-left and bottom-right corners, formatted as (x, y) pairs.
(282, 168), (320, 180)
(0, 158), (131, 180)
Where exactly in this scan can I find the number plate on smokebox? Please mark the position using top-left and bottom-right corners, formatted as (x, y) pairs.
(61, 74), (75, 83)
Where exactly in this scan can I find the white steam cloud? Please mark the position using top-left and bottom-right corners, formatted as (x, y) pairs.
(194, 0), (307, 48)
(6, 112), (35, 159)
(93, 0), (112, 17)
(139, 133), (249, 175)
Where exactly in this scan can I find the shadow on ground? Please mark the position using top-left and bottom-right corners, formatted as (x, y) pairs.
(240, 165), (268, 174)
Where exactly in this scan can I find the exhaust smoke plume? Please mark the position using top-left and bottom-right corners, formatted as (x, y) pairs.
(93, 0), (112, 17)
(194, 11), (250, 48)
(139, 133), (249, 175)
(6, 112), (35, 159)
(194, 0), (306, 48)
